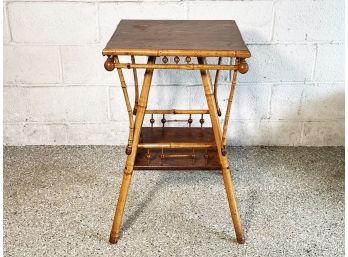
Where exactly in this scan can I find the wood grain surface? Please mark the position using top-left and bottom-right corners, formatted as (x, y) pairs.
(103, 20), (250, 57)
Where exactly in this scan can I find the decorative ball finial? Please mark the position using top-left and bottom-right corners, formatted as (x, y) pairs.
(238, 58), (249, 74)
(104, 56), (115, 71)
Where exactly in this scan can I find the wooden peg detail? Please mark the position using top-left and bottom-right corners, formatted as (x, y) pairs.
(238, 58), (249, 74)
(150, 114), (155, 127)
(188, 114), (193, 127)
(199, 114), (205, 127)
(162, 56), (168, 64)
(104, 56), (115, 71)
(161, 114), (166, 127)
(174, 56), (180, 64)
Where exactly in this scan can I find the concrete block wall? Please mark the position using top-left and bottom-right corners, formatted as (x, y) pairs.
(3, 0), (345, 146)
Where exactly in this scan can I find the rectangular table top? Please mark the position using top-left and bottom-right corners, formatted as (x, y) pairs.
(103, 20), (250, 58)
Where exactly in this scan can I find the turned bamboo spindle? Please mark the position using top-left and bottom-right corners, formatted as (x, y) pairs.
(214, 57), (222, 116)
(222, 58), (239, 148)
(114, 55), (134, 155)
(161, 114), (166, 127)
(188, 114), (193, 127)
(131, 55), (139, 115)
(200, 114), (205, 128)
(150, 114), (155, 127)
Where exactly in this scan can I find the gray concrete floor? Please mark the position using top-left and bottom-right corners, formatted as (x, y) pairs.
(4, 146), (344, 257)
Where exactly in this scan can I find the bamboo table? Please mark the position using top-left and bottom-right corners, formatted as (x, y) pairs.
(103, 20), (251, 244)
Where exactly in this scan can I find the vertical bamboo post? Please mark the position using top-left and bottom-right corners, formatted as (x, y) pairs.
(109, 56), (156, 244)
(131, 55), (139, 115)
(198, 57), (244, 244)
(114, 55), (134, 155)
(222, 58), (239, 147)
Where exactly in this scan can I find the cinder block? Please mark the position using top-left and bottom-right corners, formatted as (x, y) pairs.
(23, 123), (68, 145)
(302, 120), (344, 146)
(301, 83), (344, 120)
(4, 46), (61, 84)
(270, 84), (304, 120)
(239, 44), (316, 83)
(8, 2), (97, 43)
(218, 84), (270, 120)
(262, 121), (303, 146)
(99, 2), (187, 44)
(4, 124), (24, 146)
(61, 46), (116, 85)
(189, 83), (269, 122)
(274, 0), (344, 42)
(314, 44), (344, 81)
(227, 121), (269, 146)
(67, 122), (128, 145)
(187, 1), (274, 42)
(227, 120), (303, 146)
(109, 86), (135, 122)
(148, 85), (190, 110)
(3, 6), (11, 43)
(27, 87), (109, 122)
(4, 87), (29, 122)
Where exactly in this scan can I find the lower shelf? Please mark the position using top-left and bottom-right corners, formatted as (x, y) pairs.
(134, 127), (222, 170)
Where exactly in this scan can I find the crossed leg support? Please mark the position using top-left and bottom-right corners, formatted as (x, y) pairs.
(109, 56), (244, 244)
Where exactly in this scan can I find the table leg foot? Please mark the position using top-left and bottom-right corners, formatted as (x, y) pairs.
(109, 233), (119, 244)
(236, 236), (245, 244)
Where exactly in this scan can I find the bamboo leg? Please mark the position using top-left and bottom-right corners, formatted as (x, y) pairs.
(198, 57), (244, 244)
(109, 56), (156, 244)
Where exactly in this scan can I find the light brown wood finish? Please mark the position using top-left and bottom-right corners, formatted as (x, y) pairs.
(109, 56), (156, 244)
(198, 57), (244, 244)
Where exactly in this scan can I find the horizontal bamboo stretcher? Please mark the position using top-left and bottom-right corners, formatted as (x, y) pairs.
(113, 62), (239, 70)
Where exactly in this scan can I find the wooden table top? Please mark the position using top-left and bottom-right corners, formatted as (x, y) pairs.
(103, 20), (250, 58)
